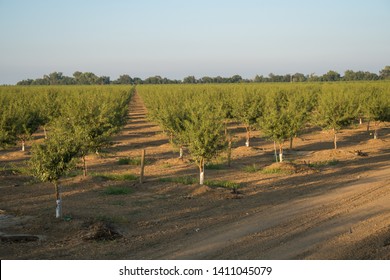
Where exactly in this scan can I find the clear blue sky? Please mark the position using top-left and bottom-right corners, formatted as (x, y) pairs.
(0, 0), (389, 84)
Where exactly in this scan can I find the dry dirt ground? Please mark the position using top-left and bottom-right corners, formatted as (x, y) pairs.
(1, 93), (390, 260)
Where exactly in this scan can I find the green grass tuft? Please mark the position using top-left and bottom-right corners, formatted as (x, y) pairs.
(204, 180), (240, 190)
(242, 164), (260, 173)
(259, 167), (292, 175)
(204, 162), (224, 170)
(160, 176), (197, 185)
(160, 176), (240, 191)
(93, 172), (138, 181)
(103, 186), (133, 195)
(117, 157), (141, 165)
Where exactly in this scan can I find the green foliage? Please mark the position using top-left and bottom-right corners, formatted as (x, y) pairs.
(182, 97), (227, 164)
(315, 87), (357, 131)
(314, 85), (360, 148)
(363, 88), (390, 123)
(231, 89), (263, 128)
(29, 127), (80, 183)
(260, 91), (291, 144)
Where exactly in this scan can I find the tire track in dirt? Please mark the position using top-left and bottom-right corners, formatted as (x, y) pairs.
(149, 165), (390, 259)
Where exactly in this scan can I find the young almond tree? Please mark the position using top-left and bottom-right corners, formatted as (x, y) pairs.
(183, 97), (226, 185)
(29, 125), (80, 218)
(315, 89), (356, 149)
(285, 89), (314, 149)
(362, 89), (390, 139)
(60, 89), (131, 176)
(11, 96), (42, 151)
(0, 99), (17, 148)
(231, 89), (263, 147)
(259, 91), (291, 162)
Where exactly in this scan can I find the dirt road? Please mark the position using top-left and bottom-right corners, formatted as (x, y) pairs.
(151, 165), (390, 259)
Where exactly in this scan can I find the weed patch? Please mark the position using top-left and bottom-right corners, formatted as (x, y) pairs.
(118, 156), (153, 166)
(103, 186), (133, 195)
(260, 167), (293, 175)
(93, 173), (138, 181)
(205, 162), (224, 170)
(242, 164), (260, 173)
(204, 180), (240, 192)
(160, 176), (197, 185)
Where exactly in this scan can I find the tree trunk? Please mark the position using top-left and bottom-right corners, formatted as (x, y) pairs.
(245, 126), (250, 147)
(279, 144), (283, 163)
(83, 155), (87, 177)
(367, 120), (370, 132)
(199, 157), (205, 185)
(333, 129), (338, 150)
(170, 132), (173, 143)
(374, 122), (378, 139)
(21, 140), (25, 152)
(359, 117), (363, 125)
(54, 181), (62, 218)
(140, 149), (145, 183)
(43, 126), (48, 139)
(179, 146), (184, 160)
(224, 120), (228, 136)
(227, 139), (232, 167)
(289, 137), (293, 150)
(273, 141), (278, 162)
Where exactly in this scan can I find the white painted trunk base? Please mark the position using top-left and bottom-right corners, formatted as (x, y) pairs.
(200, 171), (204, 185)
(179, 147), (183, 159)
(56, 198), (62, 218)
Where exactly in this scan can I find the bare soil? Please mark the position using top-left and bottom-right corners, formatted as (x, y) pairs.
(1, 93), (390, 260)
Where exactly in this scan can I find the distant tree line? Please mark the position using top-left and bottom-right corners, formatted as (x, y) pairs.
(16, 66), (390, 85)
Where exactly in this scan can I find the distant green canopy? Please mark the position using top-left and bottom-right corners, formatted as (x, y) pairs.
(14, 66), (390, 86)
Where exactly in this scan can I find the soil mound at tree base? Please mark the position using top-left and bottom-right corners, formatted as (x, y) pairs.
(190, 185), (212, 196)
(263, 162), (313, 174)
(81, 222), (122, 241)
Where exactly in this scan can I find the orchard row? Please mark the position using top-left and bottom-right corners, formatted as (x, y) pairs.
(137, 82), (390, 184)
(0, 86), (134, 217)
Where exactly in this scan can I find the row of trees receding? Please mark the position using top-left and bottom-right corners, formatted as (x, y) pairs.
(14, 66), (390, 86)
(0, 86), (134, 217)
(138, 82), (390, 185)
